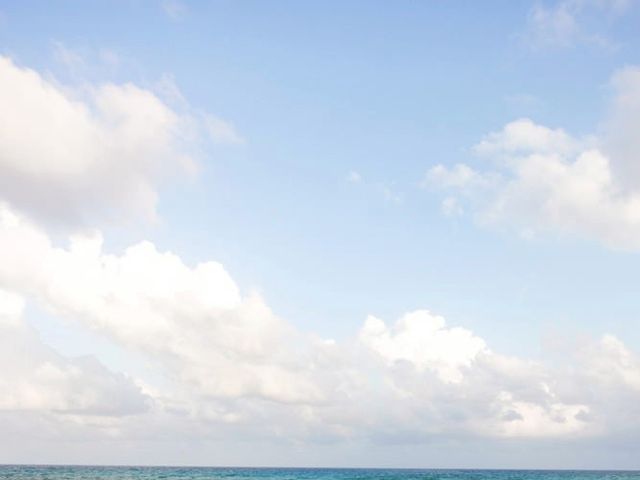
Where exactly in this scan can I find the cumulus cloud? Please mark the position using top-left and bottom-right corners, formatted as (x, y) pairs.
(355, 310), (598, 440)
(0, 55), (192, 228)
(473, 118), (582, 157)
(425, 66), (640, 250)
(0, 55), (241, 230)
(0, 205), (321, 405)
(358, 310), (487, 384)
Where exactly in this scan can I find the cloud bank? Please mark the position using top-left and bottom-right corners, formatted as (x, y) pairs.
(2, 206), (640, 449)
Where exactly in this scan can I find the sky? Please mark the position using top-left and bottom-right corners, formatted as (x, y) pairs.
(1, 0), (640, 470)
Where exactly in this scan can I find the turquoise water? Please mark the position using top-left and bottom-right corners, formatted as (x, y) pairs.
(0, 467), (638, 480)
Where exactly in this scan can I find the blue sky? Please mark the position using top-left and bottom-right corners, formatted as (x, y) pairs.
(2, 0), (640, 469)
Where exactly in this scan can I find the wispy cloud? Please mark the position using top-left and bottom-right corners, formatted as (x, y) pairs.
(51, 40), (122, 79)
(346, 170), (362, 183)
(204, 114), (245, 145)
(161, 0), (187, 20)
(346, 171), (403, 204)
(523, 0), (632, 50)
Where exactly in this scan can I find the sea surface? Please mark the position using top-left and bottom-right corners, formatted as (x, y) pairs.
(0, 467), (638, 480)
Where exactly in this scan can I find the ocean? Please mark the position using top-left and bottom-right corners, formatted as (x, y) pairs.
(0, 467), (638, 480)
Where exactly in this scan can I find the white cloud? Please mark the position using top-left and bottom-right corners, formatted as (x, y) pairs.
(425, 163), (490, 190)
(0, 288), (148, 416)
(0, 56), (196, 228)
(473, 118), (582, 157)
(358, 310), (487, 383)
(491, 393), (588, 438)
(0, 205), (320, 405)
(426, 66), (640, 250)
(0, 55), (243, 231)
(603, 66), (640, 188)
(355, 310), (598, 439)
(583, 334), (640, 391)
(0, 288), (24, 328)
